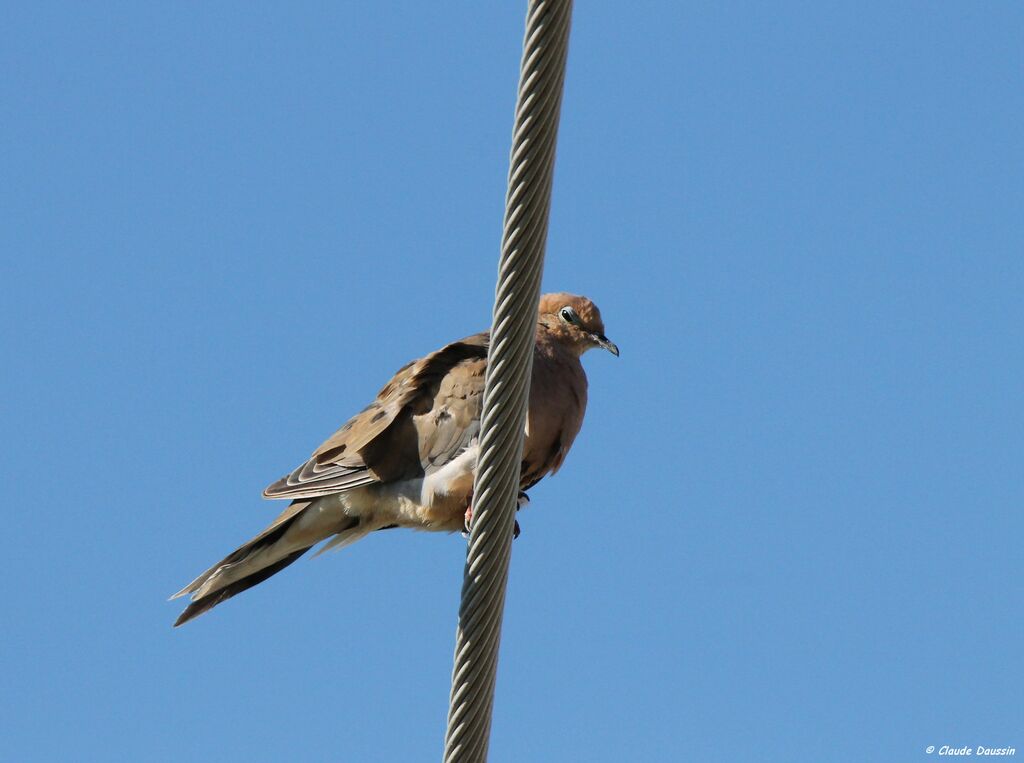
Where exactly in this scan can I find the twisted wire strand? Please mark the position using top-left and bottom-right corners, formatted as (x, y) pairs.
(443, 2), (573, 761)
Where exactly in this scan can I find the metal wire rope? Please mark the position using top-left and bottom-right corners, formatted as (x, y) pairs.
(443, 2), (574, 761)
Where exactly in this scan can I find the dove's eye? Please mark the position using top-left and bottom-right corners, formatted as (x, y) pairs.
(559, 307), (578, 324)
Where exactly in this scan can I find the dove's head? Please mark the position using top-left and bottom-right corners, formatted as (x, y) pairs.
(538, 292), (619, 358)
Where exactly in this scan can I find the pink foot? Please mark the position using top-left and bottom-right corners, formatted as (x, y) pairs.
(462, 504), (521, 540)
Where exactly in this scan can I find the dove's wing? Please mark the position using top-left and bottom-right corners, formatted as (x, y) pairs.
(263, 333), (490, 500)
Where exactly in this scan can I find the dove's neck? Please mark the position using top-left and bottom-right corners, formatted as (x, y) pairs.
(535, 322), (589, 360)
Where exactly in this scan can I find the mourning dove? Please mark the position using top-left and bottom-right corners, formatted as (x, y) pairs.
(171, 292), (617, 626)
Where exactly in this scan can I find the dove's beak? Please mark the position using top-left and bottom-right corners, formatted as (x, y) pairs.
(593, 333), (619, 357)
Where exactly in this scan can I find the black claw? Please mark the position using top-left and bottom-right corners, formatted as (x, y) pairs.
(513, 519), (521, 539)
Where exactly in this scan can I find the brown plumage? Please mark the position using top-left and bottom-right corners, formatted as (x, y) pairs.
(172, 292), (617, 626)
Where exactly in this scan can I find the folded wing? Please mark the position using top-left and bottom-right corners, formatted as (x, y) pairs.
(263, 334), (490, 500)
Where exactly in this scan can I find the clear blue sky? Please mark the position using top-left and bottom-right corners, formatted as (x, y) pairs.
(2, 3), (1021, 761)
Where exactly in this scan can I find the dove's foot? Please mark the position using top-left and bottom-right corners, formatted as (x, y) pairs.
(512, 491), (529, 538)
(461, 497), (525, 539)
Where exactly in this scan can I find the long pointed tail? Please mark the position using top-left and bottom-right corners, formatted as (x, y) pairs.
(173, 546), (311, 627)
(171, 497), (364, 626)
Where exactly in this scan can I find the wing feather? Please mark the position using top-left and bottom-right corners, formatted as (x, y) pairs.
(263, 333), (489, 500)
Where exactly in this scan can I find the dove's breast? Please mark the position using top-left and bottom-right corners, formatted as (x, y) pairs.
(521, 349), (588, 487)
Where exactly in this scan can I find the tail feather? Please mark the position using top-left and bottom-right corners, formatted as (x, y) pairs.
(171, 499), (315, 602)
(173, 547), (310, 627)
(172, 497), (363, 626)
